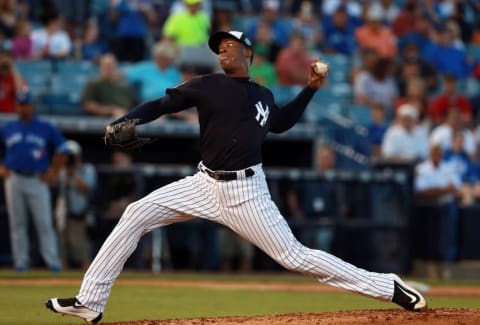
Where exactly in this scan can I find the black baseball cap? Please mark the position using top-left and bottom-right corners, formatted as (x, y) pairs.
(208, 31), (254, 61)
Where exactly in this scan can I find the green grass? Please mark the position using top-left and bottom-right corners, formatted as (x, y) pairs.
(0, 270), (256, 280)
(1, 270), (480, 286)
(0, 271), (479, 325)
(0, 270), (314, 282)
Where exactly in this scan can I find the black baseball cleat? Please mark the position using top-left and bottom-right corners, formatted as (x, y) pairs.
(391, 274), (428, 311)
(46, 297), (103, 323)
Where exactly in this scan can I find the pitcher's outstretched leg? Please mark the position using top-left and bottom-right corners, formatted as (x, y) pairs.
(46, 201), (191, 322)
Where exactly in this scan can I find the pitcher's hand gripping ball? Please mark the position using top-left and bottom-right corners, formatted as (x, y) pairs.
(313, 61), (329, 77)
(104, 119), (153, 151)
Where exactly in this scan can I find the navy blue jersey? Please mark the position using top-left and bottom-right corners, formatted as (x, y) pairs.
(168, 74), (281, 170)
(115, 73), (316, 170)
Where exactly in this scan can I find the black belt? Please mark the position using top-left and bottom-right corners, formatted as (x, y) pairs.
(13, 170), (39, 177)
(199, 165), (255, 181)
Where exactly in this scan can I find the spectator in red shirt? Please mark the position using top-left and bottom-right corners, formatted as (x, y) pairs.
(428, 74), (472, 125)
(275, 31), (314, 86)
(391, 0), (417, 37)
(0, 50), (26, 114)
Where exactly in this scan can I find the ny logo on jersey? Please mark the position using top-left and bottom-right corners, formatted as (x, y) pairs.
(255, 101), (269, 127)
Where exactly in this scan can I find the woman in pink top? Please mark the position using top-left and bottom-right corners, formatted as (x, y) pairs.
(12, 20), (33, 60)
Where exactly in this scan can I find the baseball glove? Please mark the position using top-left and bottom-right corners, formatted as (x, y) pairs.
(103, 119), (153, 151)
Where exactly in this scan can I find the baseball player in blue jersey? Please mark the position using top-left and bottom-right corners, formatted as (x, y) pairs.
(46, 31), (427, 324)
(0, 91), (68, 272)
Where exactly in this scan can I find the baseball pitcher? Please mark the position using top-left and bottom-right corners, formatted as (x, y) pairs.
(46, 31), (427, 323)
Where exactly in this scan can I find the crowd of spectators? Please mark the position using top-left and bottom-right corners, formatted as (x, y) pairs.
(0, 1), (477, 119)
(0, 0), (480, 271)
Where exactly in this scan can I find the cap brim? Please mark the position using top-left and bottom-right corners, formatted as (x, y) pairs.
(208, 31), (237, 54)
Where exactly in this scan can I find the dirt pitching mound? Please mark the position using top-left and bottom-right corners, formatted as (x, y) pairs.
(102, 308), (480, 325)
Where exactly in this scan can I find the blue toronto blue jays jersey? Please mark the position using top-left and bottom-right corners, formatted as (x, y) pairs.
(0, 117), (68, 172)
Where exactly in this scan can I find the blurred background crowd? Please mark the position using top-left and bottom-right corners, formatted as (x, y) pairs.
(0, 0), (480, 278)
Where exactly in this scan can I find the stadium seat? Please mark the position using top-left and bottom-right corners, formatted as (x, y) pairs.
(465, 77), (479, 97)
(322, 54), (350, 66)
(24, 73), (50, 93)
(177, 45), (219, 72)
(56, 60), (99, 77)
(465, 44), (480, 63)
(45, 92), (84, 115)
(271, 85), (296, 106)
(236, 15), (256, 30)
(46, 75), (87, 115)
(308, 83), (352, 119)
(50, 74), (89, 93)
(312, 86), (348, 103)
(330, 82), (353, 99)
(321, 54), (352, 83)
(16, 60), (53, 77)
(303, 101), (341, 123)
(23, 74), (51, 114)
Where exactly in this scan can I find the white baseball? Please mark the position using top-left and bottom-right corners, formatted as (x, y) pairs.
(314, 61), (329, 75)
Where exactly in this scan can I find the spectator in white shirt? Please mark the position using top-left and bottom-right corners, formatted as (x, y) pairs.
(417, 138), (477, 206)
(31, 13), (72, 60)
(353, 56), (398, 112)
(415, 141), (463, 267)
(415, 142), (462, 205)
(442, 130), (480, 206)
(377, 0), (400, 24)
(430, 108), (476, 158)
(381, 103), (428, 162)
(321, 0), (363, 18)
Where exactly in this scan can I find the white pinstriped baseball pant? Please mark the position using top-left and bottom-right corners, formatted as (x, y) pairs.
(77, 163), (395, 313)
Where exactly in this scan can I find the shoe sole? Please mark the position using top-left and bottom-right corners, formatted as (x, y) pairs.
(45, 299), (102, 324)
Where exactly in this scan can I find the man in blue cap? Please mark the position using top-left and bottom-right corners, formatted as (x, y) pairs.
(0, 90), (68, 272)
